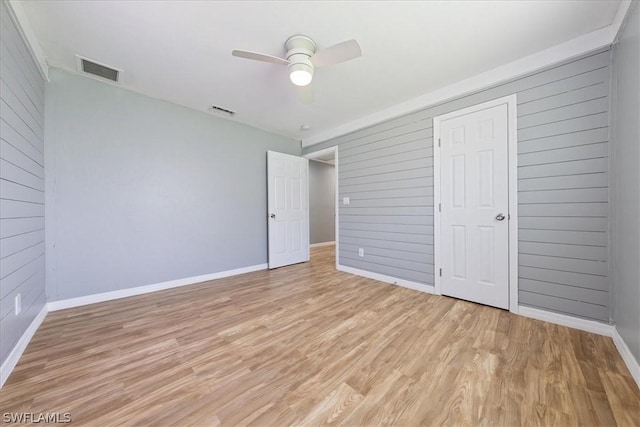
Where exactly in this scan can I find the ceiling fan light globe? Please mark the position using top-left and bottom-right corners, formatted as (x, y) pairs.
(288, 62), (314, 86)
(290, 69), (313, 86)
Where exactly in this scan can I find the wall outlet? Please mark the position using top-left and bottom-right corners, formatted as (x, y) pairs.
(358, 248), (364, 257)
(343, 196), (350, 205)
(15, 293), (21, 315)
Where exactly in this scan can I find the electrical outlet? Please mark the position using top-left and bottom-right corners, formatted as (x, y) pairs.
(15, 293), (21, 315)
(358, 248), (364, 257)
(343, 196), (350, 205)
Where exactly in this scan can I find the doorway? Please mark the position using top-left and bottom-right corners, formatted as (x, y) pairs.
(304, 146), (338, 268)
(433, 95), (518, 312)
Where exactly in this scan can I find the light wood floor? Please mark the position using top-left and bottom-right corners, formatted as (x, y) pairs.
(1, 245), (639, 426)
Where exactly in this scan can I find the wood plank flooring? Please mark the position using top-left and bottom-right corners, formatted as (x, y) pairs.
(1, 245), (639, 426)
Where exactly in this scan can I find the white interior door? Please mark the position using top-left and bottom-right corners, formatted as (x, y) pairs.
(268, 151), (309, 269)
(439, 103), (510, 309)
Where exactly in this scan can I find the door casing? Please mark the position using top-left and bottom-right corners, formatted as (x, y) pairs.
(433, 95), (519, 313)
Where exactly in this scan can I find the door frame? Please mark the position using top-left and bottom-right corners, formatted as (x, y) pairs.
(303, 146), (339, 269)
(433, 94), (519, 313)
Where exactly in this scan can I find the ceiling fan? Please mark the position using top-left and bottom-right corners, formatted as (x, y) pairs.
(232, 35), (361, 102)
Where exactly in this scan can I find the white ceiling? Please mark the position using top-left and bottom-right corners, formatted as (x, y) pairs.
(21, 1), (621, 143)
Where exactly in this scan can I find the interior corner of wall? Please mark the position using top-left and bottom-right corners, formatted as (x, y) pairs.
(6, 0), (49, 82)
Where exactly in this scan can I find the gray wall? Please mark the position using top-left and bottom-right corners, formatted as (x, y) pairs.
(304, 48), (612, 322)
(309, 160), (335, 244)
(611, 2), (640, 364)
(45, 69), (300, 301)
(0, 2), (46, 365)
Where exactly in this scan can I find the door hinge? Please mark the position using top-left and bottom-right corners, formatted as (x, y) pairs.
(438, 203), (441, 212)
(438, 138), (441, 147)
(439, 268), (442, 277)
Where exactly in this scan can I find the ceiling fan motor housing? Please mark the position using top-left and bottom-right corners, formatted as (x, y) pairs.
(285, 35), (316, 77)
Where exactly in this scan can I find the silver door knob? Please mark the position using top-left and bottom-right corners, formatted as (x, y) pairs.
(495, 213), (505, 221)
(270, 213), (276, 219)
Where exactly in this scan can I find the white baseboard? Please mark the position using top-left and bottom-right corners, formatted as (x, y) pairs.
(337, 264), (435, 295)
(310, 241), (335, 248)
(48, 263), (268, 311)
(0, 304), (48, 388)
(518, 306), (614, 336)
(612, 328), (640, 388)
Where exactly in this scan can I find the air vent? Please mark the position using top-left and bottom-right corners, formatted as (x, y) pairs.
(75, 55), (121, 82)
(81, 59), (119, 82)
(210, 105), (235, 116)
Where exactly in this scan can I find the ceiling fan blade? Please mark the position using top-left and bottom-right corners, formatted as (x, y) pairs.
(311, 39), (361, 67)
(232, 50), (289, 65)
(296, 84), (315, 104)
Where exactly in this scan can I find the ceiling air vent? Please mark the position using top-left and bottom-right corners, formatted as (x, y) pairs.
(76, 55), (120, 82)
(210, 105), (235, 116)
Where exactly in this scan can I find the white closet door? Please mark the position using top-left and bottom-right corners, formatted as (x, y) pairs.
(439, 103), (510, 309)
(267, 151), (309, 269)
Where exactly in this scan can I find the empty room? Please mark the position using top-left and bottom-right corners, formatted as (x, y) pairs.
(1, 0), (639, 425)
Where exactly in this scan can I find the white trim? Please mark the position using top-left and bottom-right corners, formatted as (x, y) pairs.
(310, 241), (335, 248)
(305, 156), (310, 263)
(337, 264), (435, 295)
(612, 328), (640, 388)
(518, 306), (614, 336)
(302, 26), (614, 147)
(5, 0), (49, 81)
(47, 263), (267, 311)
(432, 95), (518, 312)
(507, 96), (519, 314)
(335, 146), (339, 268)
(0, 305), (48, 388)
(611, 1), (634, 43)
(433, 126), (442, 295)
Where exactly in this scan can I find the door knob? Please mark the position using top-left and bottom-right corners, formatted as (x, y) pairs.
(270, 213), (276, 219)
(495, 213), (505, 221)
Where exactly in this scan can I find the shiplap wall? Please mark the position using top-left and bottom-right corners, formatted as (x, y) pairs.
(0, 2), (46, 365)
(304, 48), (611, 322)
